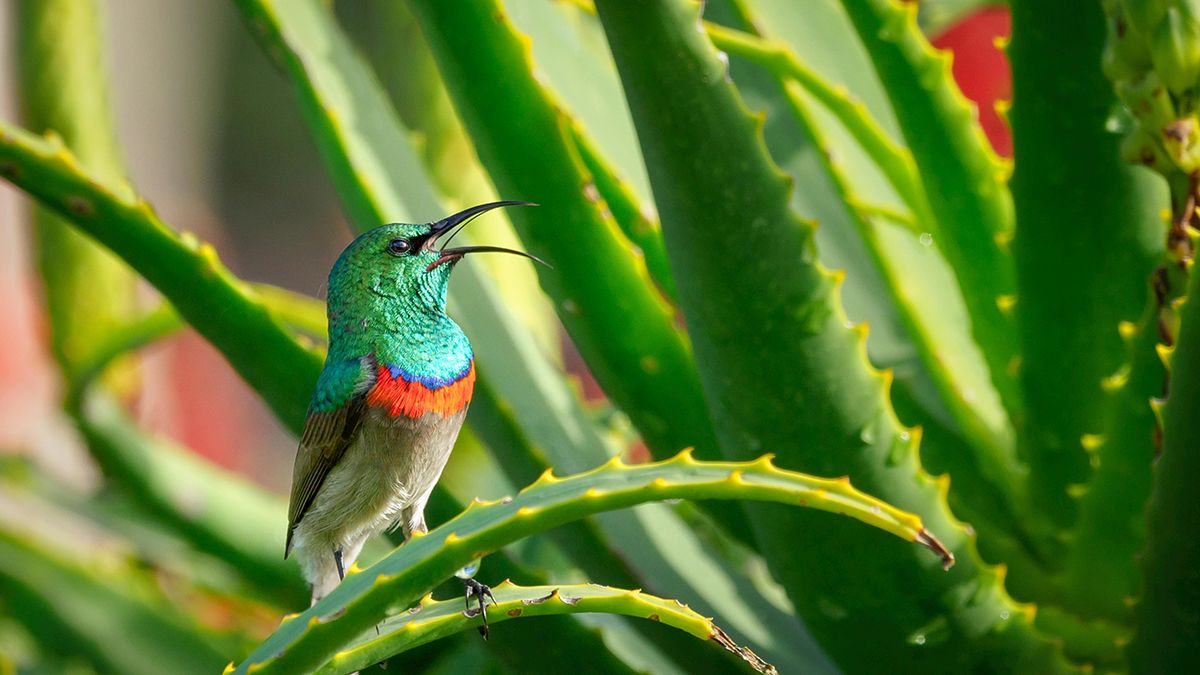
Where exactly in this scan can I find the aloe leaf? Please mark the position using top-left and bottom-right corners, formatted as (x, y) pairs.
(315, 583), (774, 675)
(16, 0), (139, 384)
(0, 527), (230, 675)
(704, 21), (934, 231)
(837, 0), (1021, 419)
(0, 121), (323, 431)
(503, 0), (654, 204)
(567, 124), (676, 301)
(1057, 291), (1162, 628)
(405, 0), (727, 477)
(593, 0), (1067, 669)
(231, 453), (951, 673)
(1008, 0), (1167, 566)
(1127, 248), (1200, 671)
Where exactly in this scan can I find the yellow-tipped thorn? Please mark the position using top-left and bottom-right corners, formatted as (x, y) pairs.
(996, 294), (1017, 314)
(1156, 343), (1174, 367)
(751, 453), (777, 469)
(673, 447), (697, 463)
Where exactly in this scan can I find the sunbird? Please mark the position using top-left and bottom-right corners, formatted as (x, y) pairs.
(286, 201), (540, 630)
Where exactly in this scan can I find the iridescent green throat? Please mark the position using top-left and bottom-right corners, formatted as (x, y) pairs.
(324, 227), (473, 386)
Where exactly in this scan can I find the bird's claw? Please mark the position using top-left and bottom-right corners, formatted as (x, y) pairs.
(463, 578), (497, 640)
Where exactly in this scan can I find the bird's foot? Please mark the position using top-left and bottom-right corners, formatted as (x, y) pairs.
(462, 578), (497, 640)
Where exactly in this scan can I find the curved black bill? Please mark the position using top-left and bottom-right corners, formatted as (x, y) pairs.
(422, 200), (549, 270)
(427, 200), (538, 241)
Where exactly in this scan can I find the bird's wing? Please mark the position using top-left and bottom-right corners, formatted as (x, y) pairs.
(285, 355), (376, 557)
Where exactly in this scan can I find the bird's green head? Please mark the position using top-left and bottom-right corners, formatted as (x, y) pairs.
(325, 201), (542, 351)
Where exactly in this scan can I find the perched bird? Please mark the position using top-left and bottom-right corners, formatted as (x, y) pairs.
(286, 201), (539, 617)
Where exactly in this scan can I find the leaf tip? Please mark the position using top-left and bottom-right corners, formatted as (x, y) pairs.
(916, 528), (955, 570)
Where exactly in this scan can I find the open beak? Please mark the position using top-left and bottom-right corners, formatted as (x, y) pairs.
(424, 200), (549, 271)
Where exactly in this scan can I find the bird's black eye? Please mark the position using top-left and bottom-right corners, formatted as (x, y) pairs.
(387, 238), (411, 256)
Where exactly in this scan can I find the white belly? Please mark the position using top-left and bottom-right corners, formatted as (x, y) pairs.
(290, 406), (467, 601)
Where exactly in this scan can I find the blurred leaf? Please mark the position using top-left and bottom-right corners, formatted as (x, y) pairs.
(0, 528), (230, 675)
(17, 0), (139, 385)
(75, 394), (307, 606)
(232, 452), (950, 673)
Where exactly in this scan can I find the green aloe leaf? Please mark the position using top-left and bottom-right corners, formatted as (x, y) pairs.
(0, 120), (323, 431)
(231, 453), (952, 673)
(837, 0), (1021, 420)
(703, 21), (934, 230)
(1008, 0), (1167, 577)
(16, 0), (139, 383)
(1127, 244), (1200, 672)
(593, 0), (1065, 670)
(317, 583), (774, 675)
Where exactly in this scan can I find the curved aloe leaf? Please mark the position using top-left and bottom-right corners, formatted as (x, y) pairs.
(593, 0), (1066, 670)
(1008, 0), (1167, 569)
(1128, 249), (1200, 672)
(231, 453), (952, 674)
(837, 0), (1021, 419)
(315, 583), (775, 675)
(0, 120), (323, 431)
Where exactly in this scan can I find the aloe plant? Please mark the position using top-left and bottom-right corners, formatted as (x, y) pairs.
(3, 0), (1198, 673)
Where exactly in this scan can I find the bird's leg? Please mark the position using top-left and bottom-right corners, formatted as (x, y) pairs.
(405, 505), (496, 638)
(333, 546), (346, 581)
(456, 558), (495, 639)
(462, 577), (497, 640)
